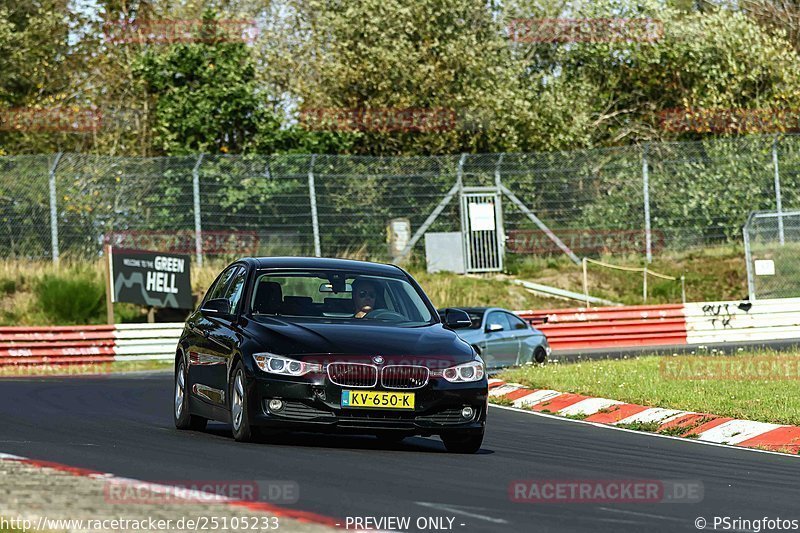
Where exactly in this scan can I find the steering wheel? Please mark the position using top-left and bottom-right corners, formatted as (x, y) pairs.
(363, 308), (407, 321)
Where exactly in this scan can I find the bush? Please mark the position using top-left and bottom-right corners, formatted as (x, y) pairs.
(0, 278), (15, 296)
(34, 270), (105, 325)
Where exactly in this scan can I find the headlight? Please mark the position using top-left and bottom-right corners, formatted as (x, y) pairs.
(431, 357), (485, 383)
(254, 353), (322, 376)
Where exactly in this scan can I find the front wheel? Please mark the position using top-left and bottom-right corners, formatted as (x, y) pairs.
(174, 359), (207, 431)
(230, 363), (256, 442)
(441, 430), (484, 454)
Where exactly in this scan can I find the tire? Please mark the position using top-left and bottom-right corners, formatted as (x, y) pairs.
(174, 358), (207, 431)
(533, 347), (547, 364)
(441, 430), (484, 454)
(230, 362), (255, 442)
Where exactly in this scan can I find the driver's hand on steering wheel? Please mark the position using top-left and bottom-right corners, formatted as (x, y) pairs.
(355, 306), (373, 319)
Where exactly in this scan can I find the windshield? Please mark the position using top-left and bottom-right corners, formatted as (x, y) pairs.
(249, 270), (435, 327)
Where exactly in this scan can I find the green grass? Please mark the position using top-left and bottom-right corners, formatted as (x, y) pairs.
(498, 348), (800, 426)
(505, 244), (747, 305)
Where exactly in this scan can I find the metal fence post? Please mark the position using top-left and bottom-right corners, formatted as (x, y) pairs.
(642, 143), (652, 263)
(308, 155), (321, 257)
(457, 154), (468, 271)
(192, 154), (205, 266)
(494, 153), (506, 270)
(743, 220), (755, 301)
(48, 152), (63, 264)
(773, 136), (785, 245)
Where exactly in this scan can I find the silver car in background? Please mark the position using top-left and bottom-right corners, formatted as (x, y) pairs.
(439, 307), (550, 370)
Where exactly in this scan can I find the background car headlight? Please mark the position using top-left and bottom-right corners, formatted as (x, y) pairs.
(254, 353), (322, 376)
(432, 358), (485, 383)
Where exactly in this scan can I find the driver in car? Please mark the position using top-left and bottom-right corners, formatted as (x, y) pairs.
(352, 278), (380, 319)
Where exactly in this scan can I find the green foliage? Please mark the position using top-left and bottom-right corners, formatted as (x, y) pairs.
(133, 11), (280, 155)
(0, 277), (15, 296)
(34, 269), (105, 325)
(0, 2), (98, 154)
(506, 0), (800, 146)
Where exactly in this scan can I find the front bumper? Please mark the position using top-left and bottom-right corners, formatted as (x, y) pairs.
(248, 373), (487, 436)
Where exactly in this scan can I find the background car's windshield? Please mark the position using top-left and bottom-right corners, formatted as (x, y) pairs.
(250, 270), (434, 326)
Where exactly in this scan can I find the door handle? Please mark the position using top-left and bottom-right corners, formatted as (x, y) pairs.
(190, 326), (208, 338)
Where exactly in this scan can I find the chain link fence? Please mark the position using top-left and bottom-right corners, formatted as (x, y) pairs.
(2, 134), (798, 265)
(744, 211), (800, 300)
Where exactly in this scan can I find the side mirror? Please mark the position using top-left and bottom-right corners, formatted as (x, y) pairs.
(201, 298), (230, 316)
(442, 308), (472, 329)
(486, 323), (504, 333)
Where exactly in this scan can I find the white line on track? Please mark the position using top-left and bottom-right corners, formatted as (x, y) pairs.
(488, 404), (800, 459)
(0, 441), (99, 446)
(596, 507), (686, 523)
(415, 502), (509, 524)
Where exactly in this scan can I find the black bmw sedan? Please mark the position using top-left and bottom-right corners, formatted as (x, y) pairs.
(174, 257), (488, 453)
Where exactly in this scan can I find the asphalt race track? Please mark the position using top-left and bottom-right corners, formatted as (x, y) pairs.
(2, 372), (800, 533)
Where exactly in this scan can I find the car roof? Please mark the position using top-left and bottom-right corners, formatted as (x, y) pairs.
(242, 256), (405, 276)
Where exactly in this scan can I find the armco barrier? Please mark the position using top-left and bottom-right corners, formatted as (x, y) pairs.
(517, 298), (800, 351)
(0, 323), (183, 366)
(5, 298), (800, 366)
(516, 304), (687, 351)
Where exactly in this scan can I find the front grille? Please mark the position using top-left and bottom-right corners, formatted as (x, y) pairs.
(327, 363), (378, 388)
(381, 365), (429, 389)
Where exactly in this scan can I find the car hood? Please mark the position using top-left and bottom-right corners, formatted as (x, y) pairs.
(242, 316), (474, 363)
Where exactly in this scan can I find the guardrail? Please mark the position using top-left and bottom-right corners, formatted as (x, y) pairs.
(517, 304), (686, 351)
(0, 323), (183, 366)
(5, 297), (800, 366)
(517, 298), (800, 351)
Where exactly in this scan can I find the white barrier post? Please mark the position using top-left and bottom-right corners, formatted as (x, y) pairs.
(643, 265), (647, 303)
(582, 257), (590, 307)
(681, 275), (686, 304)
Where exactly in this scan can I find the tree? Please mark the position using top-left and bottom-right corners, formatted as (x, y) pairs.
(257, 0), (576, 155)
(0, 1), (96, 154)
(507, 0), (800, 145)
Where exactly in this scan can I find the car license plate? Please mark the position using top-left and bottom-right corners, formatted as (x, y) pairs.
(341, 390), (415, 410)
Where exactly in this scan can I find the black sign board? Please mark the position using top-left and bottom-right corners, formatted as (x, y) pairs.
(109, 248), (193, 309)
